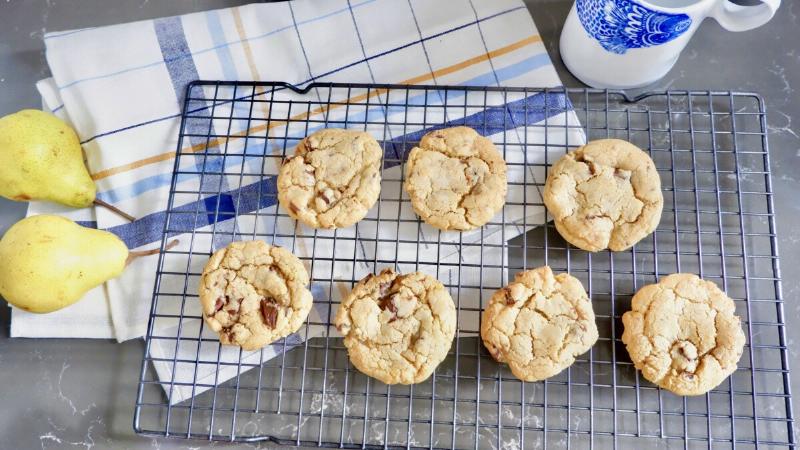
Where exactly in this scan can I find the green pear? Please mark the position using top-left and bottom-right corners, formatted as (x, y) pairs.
(0, 215), (128, 313)
(0, 109), (96, 207)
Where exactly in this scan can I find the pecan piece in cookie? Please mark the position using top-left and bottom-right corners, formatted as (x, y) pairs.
(501, 287), (516, 306)
(260, 297), (279, 329)
(198, 241), (313, 351)
(334, 268), (456, 385)
(378, 293), (398, 322)
(214, 296), (226, 312)
(277, 128), (382, 229)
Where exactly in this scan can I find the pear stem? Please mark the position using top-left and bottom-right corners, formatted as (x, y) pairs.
(93, 198), (136, 223)
(126, 239), (180, 266)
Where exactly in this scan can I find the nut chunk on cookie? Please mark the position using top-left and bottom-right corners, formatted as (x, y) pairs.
(543, 139), (663, 252)
(199, 240), (313, 351)
(334, 268), (457, 385)
(404, 126), (507, 231)
(481, 266), (598, 382)
(621, 273), (745, 396)
(277, 128), (382, 229)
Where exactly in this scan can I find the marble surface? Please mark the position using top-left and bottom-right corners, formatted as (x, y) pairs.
(0, 0), (797, 448)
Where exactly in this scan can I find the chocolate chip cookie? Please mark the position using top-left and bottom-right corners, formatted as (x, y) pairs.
(334, 268), (457, 385)
(199, 240), (313, 351)
(621, 273), (746, 396)
(277, 128), (382, 229)
(543, 139), (663, 252)
(481, 266), (598, 381)
(404, 126), (507, 231)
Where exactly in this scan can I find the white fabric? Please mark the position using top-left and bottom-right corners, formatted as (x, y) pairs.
(15, 0), (584, 403)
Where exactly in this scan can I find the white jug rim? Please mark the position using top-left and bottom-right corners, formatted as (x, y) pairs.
(620, 0), (715, 13)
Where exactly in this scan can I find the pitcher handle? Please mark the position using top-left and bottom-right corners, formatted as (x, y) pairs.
(711, 0), (781, 32)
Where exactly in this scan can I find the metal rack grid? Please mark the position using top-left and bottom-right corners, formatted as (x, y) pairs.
(134, 82), (794, 449)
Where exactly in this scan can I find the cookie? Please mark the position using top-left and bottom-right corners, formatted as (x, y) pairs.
(199, 240), (313, 351)
(404, 126), (507, 231)
(277, 128), (382, 229)
(621, 273), (745, 396)
(481, 266), (598, 381)
(543, 139), (663, 252)
(334, 268), (457, 385)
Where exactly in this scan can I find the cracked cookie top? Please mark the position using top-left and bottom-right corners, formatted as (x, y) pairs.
(543, 139), (663, 252)
(334, 268), (457, 385)
(199, 240), (313, 351)
(621, 273), (745, 396)
(277, 128), (382, 229)
(480, 266), (598, 381)
(404, 126), (507, 231)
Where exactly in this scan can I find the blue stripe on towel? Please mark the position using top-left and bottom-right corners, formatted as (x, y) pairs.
(205, 10), (252, 131)
(54, 0), (380, 90)
(97, 53), (554, 204)
(154, 16), (215, 152)
(106, 91), (569, 249)
(154, 16), (221, 166)
(78, 4), (527, 145)
(205, 11), (239, 81)
(154, 17), (202, 106)
(155, 15), (234, 243)
(382, 90), (569, 161)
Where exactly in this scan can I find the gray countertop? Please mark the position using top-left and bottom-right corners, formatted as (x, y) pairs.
(0, 1), (798, 449)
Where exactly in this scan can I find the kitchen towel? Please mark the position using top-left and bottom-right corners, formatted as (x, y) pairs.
(16, 0), (584, 402)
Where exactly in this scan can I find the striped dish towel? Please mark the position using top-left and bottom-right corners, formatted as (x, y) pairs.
(15, 0), (584, 401)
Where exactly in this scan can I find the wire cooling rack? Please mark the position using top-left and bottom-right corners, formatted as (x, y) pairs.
(134, 82), (794, 449)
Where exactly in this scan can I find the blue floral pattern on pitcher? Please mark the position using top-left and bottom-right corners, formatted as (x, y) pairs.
(577, 0), (692, 54)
